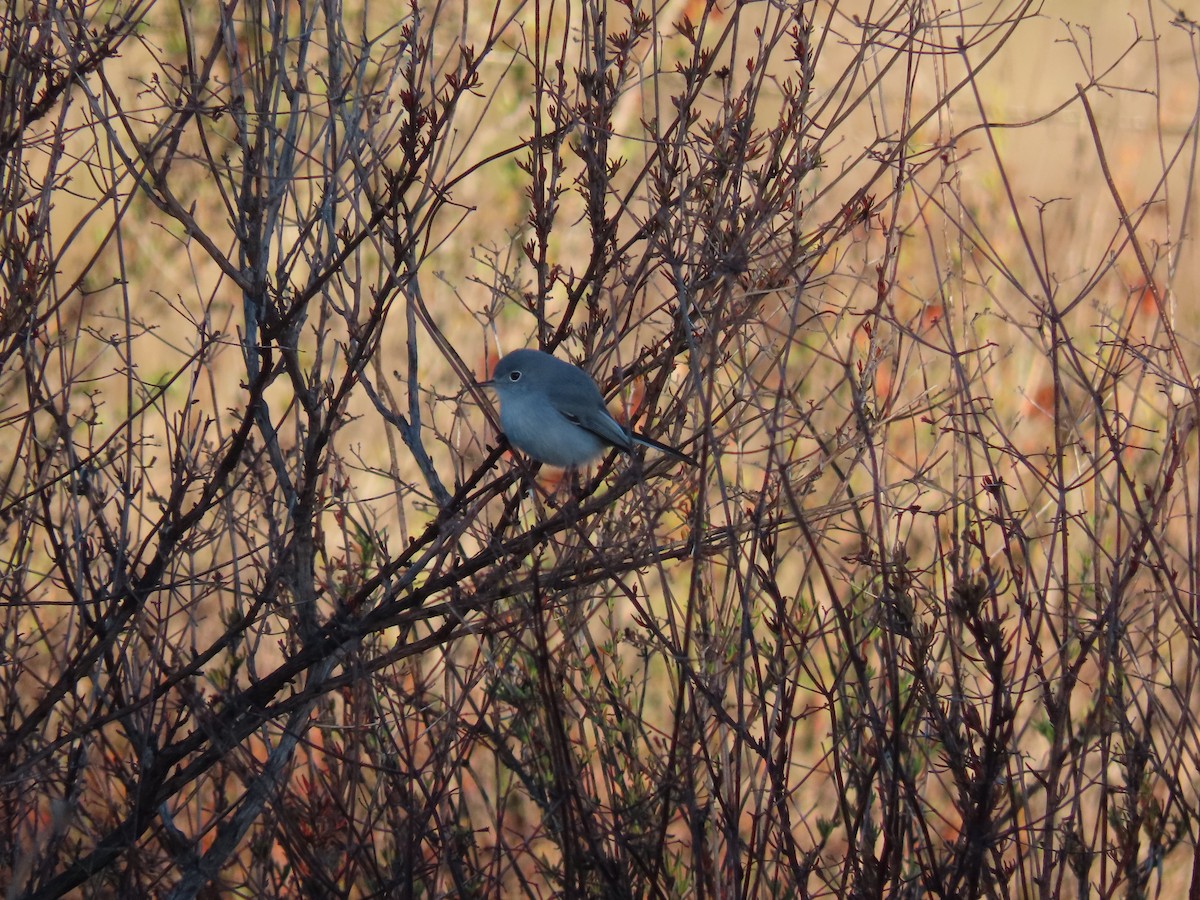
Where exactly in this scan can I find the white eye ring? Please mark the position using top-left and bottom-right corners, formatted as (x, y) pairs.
(508, 371), (522, 381)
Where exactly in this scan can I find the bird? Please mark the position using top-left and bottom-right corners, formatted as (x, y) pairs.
(481, 348), (696, 468)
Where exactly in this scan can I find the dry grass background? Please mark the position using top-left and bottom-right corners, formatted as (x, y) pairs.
(2, 0), (1200, 896)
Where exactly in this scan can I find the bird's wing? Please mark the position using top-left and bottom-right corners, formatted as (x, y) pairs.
(543, 377), (632, 450)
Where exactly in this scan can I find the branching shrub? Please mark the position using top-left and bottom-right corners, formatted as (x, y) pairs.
(2, 0), (1198, 896)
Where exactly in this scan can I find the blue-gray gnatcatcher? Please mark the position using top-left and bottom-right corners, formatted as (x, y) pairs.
(481, 349), (696, 468)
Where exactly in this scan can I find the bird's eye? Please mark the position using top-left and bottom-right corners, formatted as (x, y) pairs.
(508, 371), (521, 381)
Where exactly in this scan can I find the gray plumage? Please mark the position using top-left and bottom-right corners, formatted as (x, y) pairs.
(482, 349), (695, 468)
